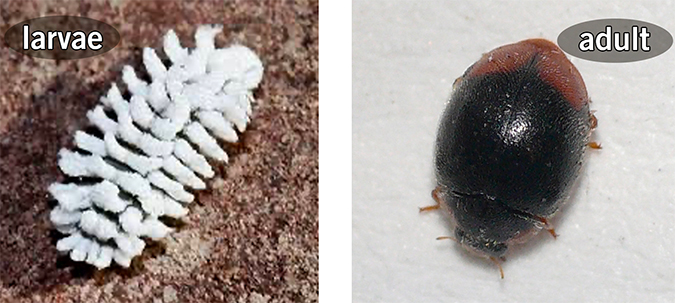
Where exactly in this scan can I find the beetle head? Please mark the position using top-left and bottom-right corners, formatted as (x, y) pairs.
(455, 228), (508, 258)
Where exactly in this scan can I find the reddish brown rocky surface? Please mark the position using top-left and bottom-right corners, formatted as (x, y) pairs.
(0, 1), (318, 302)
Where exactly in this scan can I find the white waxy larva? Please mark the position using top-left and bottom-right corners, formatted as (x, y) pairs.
(49, 25), (264, 269)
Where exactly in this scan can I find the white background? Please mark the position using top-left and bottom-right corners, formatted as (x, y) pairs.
(352, 1), (675, 302)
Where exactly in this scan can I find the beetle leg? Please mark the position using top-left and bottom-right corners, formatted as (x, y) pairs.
(489, 256), (505, 279)
(533, 216), (558, 239)
(587, 112), (601, 149)
(436, 235), (458, 242)
(590, 111), (598, 129)
(452, 76), (463, 90)
(587, 141), (602, 149)
(545, 228), (559, 239)
(419, 186), (443, 212)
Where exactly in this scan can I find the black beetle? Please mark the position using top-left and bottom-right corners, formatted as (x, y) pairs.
(422, 39), (599, 278)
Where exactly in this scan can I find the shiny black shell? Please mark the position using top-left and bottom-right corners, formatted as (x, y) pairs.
(435, 39), (592, 258)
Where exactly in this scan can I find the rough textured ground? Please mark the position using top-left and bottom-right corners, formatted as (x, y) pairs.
(0, 0), (318, 302)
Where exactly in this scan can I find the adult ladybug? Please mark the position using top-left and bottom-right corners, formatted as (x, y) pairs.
(422, 39), (599, 278)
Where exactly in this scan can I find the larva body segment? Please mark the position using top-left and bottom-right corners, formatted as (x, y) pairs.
(49, 25), (264, 268)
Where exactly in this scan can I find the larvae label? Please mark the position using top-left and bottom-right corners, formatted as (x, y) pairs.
(558, 19), (672, 63)
(3, 16), (120, 60)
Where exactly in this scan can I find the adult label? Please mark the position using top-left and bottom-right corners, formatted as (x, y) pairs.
(3, 16), (120, 60)
(558, 19), (672, 63)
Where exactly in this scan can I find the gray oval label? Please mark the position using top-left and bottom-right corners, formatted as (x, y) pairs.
(3, 16), (120, 60)
(558, 19), (672, 63)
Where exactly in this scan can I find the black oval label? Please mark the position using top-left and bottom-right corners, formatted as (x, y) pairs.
(3, 16), (120, 60)
(558, 19), (672, 63)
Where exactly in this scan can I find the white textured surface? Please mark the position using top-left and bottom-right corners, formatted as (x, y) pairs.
(353, 1), (675, 302)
